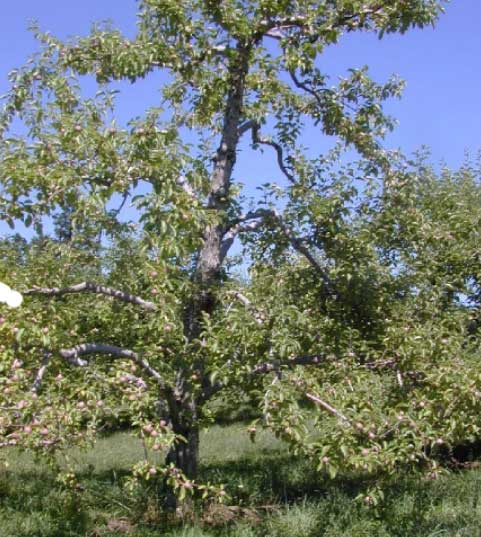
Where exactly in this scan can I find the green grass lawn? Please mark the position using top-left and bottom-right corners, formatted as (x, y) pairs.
(2, 424), (481, 536)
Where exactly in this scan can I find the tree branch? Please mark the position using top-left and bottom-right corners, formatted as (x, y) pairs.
(58, 343), (164, 383)
(251, 354), (327, 375)
(227, 290), (265, 325)
(220, 215), (264, 261)
(268, 209), (336, 296)
(25, 282), (156, 311)
(258, 5), (386, 41)
(249, 122), (296, 184)
(306, 392), (351, 426)
(175, 174), (198, 199)
(31, 350), (52, 394)
(222, 208), (336, 295)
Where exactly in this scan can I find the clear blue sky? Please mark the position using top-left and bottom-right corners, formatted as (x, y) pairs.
(1, 1), (480, 168)
(0, 1), (480, 239)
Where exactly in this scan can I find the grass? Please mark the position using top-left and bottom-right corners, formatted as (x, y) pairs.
(2, 424), (481, 536)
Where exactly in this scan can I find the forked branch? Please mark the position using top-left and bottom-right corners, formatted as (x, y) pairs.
(59, 343), (164, 383)
(221, 208), (336, 295)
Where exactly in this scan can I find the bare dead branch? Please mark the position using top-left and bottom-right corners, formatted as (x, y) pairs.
(306, 392), (351, 426)
(25, 282), (156, 311)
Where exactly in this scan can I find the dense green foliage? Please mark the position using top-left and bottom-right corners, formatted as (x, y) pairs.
(4, 0), (481, 510)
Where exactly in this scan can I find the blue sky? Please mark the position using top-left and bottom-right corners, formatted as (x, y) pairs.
(0, 1), (480, 237)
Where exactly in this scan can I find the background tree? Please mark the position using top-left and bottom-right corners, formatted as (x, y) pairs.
(0, 0), (453, 501)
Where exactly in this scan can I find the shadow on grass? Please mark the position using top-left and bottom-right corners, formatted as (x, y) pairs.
(4, 436), (481, 536)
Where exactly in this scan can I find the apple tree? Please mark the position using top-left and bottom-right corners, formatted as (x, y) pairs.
(0, 0), (450, 500)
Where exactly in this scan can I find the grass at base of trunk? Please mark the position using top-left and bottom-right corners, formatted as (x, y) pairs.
(2, 424), (481, 536)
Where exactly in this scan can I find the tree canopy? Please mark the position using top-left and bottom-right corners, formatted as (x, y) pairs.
(3, 0), (479, 507)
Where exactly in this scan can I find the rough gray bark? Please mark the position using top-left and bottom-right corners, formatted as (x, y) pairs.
(165, 42), (252, 482)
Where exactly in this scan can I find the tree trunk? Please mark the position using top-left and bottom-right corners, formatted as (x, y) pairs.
(163, 413), (200, 511)
(165, 423), (200, 479)
(164, 42), (251, 510)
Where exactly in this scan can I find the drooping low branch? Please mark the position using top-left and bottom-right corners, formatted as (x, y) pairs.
(25, 282), (156, 311)
(59, 342), (164, 383)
